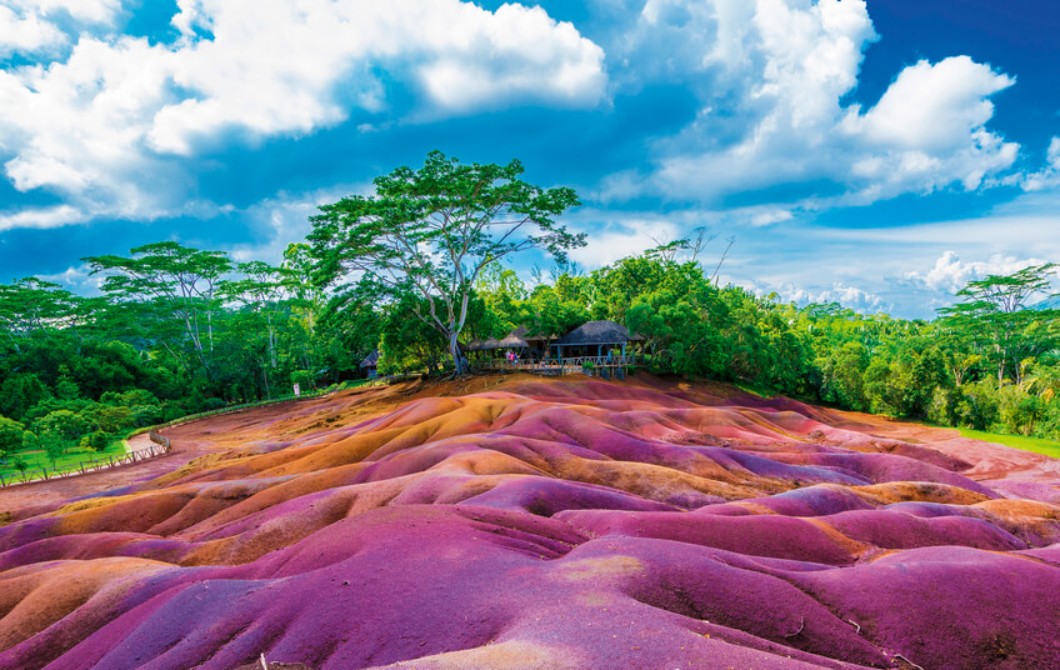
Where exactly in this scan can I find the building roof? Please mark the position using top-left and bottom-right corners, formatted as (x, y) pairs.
(553, 320), (642, 346)
(466, 337), (504, 351)
(468, 326), (544, 351)
(360, 350), (379, 368)
(509, 325), (552, 343)
(497, 330), (530, 349)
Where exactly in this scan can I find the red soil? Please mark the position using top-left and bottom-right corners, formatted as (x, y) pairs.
(1, 374), (1057, 669)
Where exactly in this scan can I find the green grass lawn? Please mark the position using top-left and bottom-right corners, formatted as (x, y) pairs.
(957, 428), (1060, 459)
(0, 437), (129, 481)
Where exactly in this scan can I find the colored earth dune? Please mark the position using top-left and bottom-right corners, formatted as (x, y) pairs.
(1, 374), (1059, 670)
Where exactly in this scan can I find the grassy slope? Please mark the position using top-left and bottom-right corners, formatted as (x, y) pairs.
(0, 438), (128, 480)
(0, 382), (385, 483)
(958, 428), (1060, 459)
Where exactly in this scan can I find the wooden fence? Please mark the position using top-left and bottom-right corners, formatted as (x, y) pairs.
(1, 373), (466, 490)
(474, 355), (636, 378)
(0, 431), (174, 490)
(0, 388), (346, 491)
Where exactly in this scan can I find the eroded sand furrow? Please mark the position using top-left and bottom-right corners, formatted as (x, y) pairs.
(0, 374), (1058, 670)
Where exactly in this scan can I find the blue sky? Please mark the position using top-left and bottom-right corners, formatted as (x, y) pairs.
(0, 0), (1058, 318)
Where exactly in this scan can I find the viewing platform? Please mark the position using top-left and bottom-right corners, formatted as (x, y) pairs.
(472, 355), (636, 378)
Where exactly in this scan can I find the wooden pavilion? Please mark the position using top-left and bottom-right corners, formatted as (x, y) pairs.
(552, 320), (641, 360)
(470, 320), (640, 377)
(360, 350), (379, 379)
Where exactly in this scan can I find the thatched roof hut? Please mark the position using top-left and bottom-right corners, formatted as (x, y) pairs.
(466, 337), (504, 351)
(508, 325), (552, 344)
(469, 326), (540, 351)
(554, 320), (641, 347)
(497, 331), (530, 349)
(359, 350), (379, 368)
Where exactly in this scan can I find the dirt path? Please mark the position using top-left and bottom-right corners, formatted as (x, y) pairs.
(0, 384), (405, 519)
(123, 431), (159, 455)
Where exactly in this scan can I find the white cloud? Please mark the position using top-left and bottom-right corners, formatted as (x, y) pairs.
(749, 208), (793, 227)
(616, 0), (1019, 206)
(153, 0), (605, 153)
(904, 251), (1047, 294)
(15, 0), (122, 25)
(1022, 137), (1060, 192)
(0, 204), (84, 231)
(0, 1), (124, 56)
(0, 0), (606, 226)
(840, 56), (1018, 197)
(0, 4), (66, 55)
(570, 217), (681, 267)
(36, 263), (104, 293)
(749, 279), (888, 313)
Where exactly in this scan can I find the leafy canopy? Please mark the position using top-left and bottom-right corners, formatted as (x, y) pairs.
(309, 150), (584, 373)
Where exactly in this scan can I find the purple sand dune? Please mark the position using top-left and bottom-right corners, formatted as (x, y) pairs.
(1, 376), (1058, 670)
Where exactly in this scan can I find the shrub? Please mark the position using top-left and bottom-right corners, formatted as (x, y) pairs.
(32, 410), (93, 450)
(0, 416), (25, 459)
(129, 404), (163, 427)
(201, 397), (227, 412)
(926, 387), (957, 426)
(82, 430), (112, 452)
(291, 370), (315, 392)
(89, 405), (134, 433)
(955, 380), (1000, 431)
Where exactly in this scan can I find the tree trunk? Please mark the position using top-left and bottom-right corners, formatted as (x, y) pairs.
(449, 331), (467, 375)
(267, 315), (277, 368)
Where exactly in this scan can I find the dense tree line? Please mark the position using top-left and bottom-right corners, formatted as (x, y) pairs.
(0, 242), (376, 472)
(2, 238), (1057, 472)
(1, 153), (1057, 473)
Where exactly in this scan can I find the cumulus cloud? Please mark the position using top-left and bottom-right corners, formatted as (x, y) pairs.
(903, 251), (1047, 295)
(0, 0), (606, 226)
(750, 279), (888, 313)
(569, 217), (681, 268)
(0, 1), (124, 55)
(618, 0), (1019, 206)
(0, 4), (65, 55)
(1022, 137), (1060, 192)
(0, 204), (85, 231)
(17, 0), (122, 25)
(749, 208), (793, 227)
(36, 263), (104, 294)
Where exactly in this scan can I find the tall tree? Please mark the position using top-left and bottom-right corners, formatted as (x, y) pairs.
(84, 242), (232, 377)
(309, 151), (584, 374)
(940, 264), (1058, 384)
(0, 278), (82, 341)
(222, 261), (286, 369)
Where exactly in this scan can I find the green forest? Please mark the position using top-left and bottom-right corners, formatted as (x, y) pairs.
(1, 153), (1058, 476)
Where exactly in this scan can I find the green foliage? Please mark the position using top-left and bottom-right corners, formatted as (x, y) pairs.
(309, 150), (584, 373)
(0, 373), (51, 422)
(89, 405), (134, 433)
(378, 293), (448, 375)
(954, 379), (1001, 431)
(201, 397), (227, 412)
(33, 409), (93, 454)
(290, 370), (315, 391)
(0, 156), (1054, 455)
(128, 404), (164, 427)
(82, 430), (112, 452)
(818, 341), (870, 411)
(0, 416), (25, 458)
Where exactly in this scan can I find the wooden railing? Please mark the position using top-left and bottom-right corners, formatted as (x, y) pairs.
(473, 355), (636, 376)
(0, 432), (174, 489)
